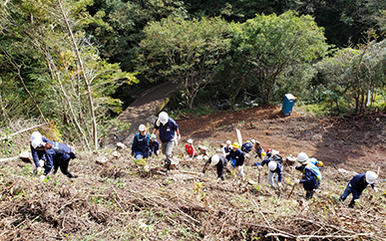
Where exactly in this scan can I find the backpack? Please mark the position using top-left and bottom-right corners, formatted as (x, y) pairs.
(51, 142), (77, 159)
(271, 154), (283, 164)
(304, 163), (322, 181)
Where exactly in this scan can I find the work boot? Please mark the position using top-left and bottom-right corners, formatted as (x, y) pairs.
(348, 200), (355, 208)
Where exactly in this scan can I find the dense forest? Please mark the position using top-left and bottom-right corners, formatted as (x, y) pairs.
(0, 0), (386, 149)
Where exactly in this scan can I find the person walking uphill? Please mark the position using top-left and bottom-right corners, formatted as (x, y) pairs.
(152, 111), (180, 175)
(31, 135), (76, 181)
(131, 124), (151, 160)
(339, 171), (378, 208)
(294, 152), (322, 200)
(226, 142), (246, 180)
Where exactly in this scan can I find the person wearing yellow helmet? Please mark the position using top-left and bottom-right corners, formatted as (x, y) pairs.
(226, 142), (246, 180)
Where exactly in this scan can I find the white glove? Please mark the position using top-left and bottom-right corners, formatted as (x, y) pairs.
(156, 118), (161, 127)
(38, 159), (45, 167)
(258, 165), (262, 170)
(151, 134), (157, 139)
(37, 167), (43, 175)
(177, 135), (181, 141)
(294, 179), (300, 184)
(201, 173), (205, 178)
(374, 187), (379, 193)
(353, 199), (359, 203)
(278, 183), (283, 188)
(39, 175), (46, 182)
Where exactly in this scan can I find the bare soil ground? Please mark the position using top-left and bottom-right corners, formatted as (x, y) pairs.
(178, 104), (386, 172)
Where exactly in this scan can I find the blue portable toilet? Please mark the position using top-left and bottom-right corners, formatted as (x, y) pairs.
(282, 94), (295, 116)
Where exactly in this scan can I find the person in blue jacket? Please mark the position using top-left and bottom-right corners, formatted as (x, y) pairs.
(226, 142), (245, 180)
(260, 159), (283, 189)
(339, 171), (378, 208)
(201, 154), (229, 183)
(294, 152), (320, 200)
(30, 131), (53, 174)
(131, 124), (151, 160)
(149, 134), (160, 156)
(241, 140), (253, 153)
(152, 111), (180, 175)
(31, 136), (76, 181)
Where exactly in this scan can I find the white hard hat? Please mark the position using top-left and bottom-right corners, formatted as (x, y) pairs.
(158, 111), (169, 124)
(297, 152), (309, 164)
(211, 154), (220, 165)
(365, 171), (377, 184)
(251, 139), (256, 144)
(226, 140), (231, 145)
(139, 124), (146, 131)
(187, 139), (193, 144)
(31, 136), (43, 149)
(268, 161), (277, 171)
(31, 131), (42, 142)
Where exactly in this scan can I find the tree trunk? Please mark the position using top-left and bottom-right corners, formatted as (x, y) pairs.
(58, 0), (98, 149)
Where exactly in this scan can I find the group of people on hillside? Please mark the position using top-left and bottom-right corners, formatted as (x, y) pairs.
(29, 110), (379, 208)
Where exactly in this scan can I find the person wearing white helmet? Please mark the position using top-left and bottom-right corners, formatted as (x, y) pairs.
(339, 171), (378, 208)
(294, 152), (322, 200)
(260, 159), (283, 189)
(131, 124), (151, 160)
(149, 134), (160, 156)
(31, 135), (76, 181)
(185, 139), (197, 158)
(30, 131), (53, 175)
(201, 154), (229, 183)
(152, 111), (181, 175)
(222, 140), (232, 157)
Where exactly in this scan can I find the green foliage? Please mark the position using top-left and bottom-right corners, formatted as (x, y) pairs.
(0, 0), (138, 147)
(316, 38), (386, 114)
(138, 16), (231, 109)
(223, 11), (330, 106)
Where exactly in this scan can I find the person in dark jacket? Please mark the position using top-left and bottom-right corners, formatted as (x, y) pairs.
(339, 171), (378, 208)
(294, 152), (320, 200)
(252, 140), (263, 160)
(222, 140), (232, 157)
(201, 154), (229, 183)
(30, 131), (53, 174)
(31, 136), (76, 181)
(241, 140), (253, 153)
(149, 134), (160, 156)
(152, 111), (180, 175)
(131, 124), (151, 160)
(226, 142), (245, 180)
(260, 159), (283, 189)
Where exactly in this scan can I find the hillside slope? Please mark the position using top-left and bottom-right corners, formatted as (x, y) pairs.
(1, 106), (386, 240)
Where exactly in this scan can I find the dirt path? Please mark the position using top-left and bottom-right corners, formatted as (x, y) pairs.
(106, 82), (178, 148)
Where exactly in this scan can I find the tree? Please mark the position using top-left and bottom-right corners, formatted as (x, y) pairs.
(228, 11), (330, 104)
(0, 0), (138, 148)
(316, 35), (386, 113)
(138, 16), (231, 109)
